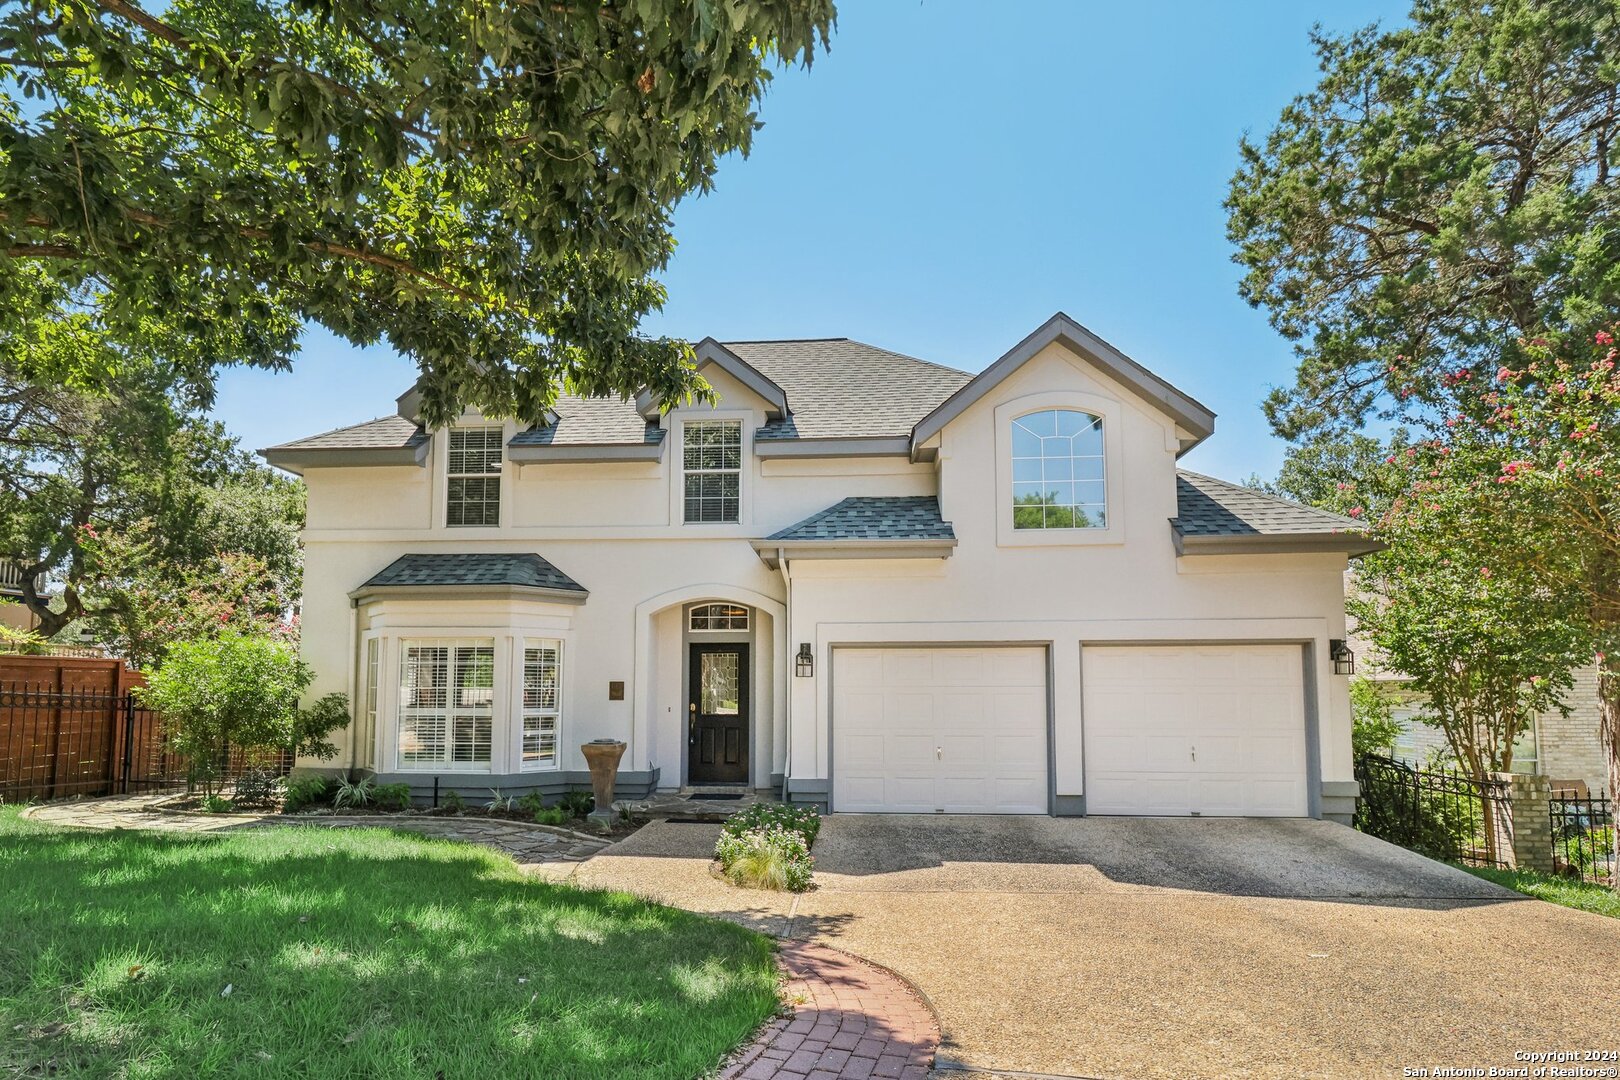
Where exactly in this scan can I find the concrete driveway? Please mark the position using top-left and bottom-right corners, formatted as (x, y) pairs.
(571, 815), (1620, 1079)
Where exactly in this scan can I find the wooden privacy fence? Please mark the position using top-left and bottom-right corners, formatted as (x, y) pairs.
(0, 653), (290, 802)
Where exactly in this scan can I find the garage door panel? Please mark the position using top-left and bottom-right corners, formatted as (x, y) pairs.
(833, 647), (1048, 814)
(1083, 645), (1308, 818)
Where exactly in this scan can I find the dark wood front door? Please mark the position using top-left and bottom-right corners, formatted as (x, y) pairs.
(689, 643), (749, 783)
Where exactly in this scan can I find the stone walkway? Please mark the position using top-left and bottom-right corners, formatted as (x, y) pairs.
(21, 795), (609, 866)
(720, 942), (939, 1080)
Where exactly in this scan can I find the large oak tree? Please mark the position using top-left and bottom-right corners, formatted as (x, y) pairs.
(0, 0), (835, 423)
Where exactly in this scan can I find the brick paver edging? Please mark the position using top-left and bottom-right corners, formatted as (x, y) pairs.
(720, 940), (940, 1080)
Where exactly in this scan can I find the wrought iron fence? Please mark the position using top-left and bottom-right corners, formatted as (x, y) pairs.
(1550, 793), (1614, 886)
(1354, 753), (1513, 869)
(1, 684), (291, 802)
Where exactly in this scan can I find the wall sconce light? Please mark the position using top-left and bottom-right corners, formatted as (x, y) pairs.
(1329, 639), (1355, 676)
(795, 643), (814, 678)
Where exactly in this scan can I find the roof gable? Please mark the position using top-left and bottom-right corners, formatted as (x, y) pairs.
(910, 312), (1216, 457)
(636, 338), (788, 420)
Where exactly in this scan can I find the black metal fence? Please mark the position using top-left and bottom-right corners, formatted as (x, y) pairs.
(1, 685), (290, 802)
(1354, 753), (1512, 869)
(1551, 793), (1615, 886)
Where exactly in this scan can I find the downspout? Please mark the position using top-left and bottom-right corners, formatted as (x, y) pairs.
(346, 597), (360, 774)
(776, 548), (793, 804)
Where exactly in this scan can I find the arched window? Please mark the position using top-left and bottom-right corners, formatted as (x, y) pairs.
(689, 603), (749, 631)
(1011, 409), (1106, 529)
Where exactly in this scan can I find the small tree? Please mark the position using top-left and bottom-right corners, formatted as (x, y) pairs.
(1348, 676), (1400, 757)
(140, 630), (348, 796)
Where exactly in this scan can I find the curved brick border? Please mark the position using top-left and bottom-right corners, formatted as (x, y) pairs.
(721, 941), (939, 1080)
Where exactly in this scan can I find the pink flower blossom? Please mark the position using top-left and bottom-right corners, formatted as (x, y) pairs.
(1479, 567), (1493, 579)
(1596, 330), (1614, 345)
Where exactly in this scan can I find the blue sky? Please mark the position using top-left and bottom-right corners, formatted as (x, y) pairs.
(212, 0), (1407, 481)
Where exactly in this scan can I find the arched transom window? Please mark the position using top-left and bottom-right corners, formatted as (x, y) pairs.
(690, 603), (749, 632)
(1011, 409), (1106, 529)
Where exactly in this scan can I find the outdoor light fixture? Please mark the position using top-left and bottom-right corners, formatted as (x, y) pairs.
(795, 643), (814, 678)
(1330, 639), (1355, 676)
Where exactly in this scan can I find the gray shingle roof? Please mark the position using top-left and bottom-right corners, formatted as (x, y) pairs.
(1174, 471), (1365, 537)
(361, 553), (586, 593)
(510, 395), (665, 446)
(766, 497), (956, 542)
(265, 415), (427, 451)
(732, 340), (972, 441)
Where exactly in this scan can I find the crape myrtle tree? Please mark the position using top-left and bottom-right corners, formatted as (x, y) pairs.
(0, 356), (305, 664)
(1230, 0), (1620, 883)
(0, 0), (836, 423)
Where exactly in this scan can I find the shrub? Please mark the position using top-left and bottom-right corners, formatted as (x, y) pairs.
(533, 806), (570, 827)
(715, 827), (813, 892)
(199, 793), (234, 814)
(441, 789), (465, 814)
(372, 782), (412, 812)
(231, 767), (281, 808)
(333, 775), (375, 810)
(721, 803), (820, 847)
(283, 775), (335, 812)
(139, 630), (350, 797)
(557, 790), (594, 819)
(515, 792), (545, 817)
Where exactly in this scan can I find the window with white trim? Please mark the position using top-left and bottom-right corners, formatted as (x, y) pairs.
(689, 603), (749, 632)
(683, 420), (742, 523)
(447, 427), (503, 527)
(362, 637), (379, 768)
(521, 641), (562, 769)
(397, 640), (494, 769)
(1010, 409), (1106, 529)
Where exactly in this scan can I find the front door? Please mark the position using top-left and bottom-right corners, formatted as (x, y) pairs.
(689, 643), (749, 784)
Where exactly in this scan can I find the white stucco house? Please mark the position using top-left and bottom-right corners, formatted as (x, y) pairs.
(263, 313), (1376, 822)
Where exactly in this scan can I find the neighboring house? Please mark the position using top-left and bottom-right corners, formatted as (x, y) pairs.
(261, 313), (1377, 821)
(1377, 666), (1608, 796)
(0, 560), (41, 633)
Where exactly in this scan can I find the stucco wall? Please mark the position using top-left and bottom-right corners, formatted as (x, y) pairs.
(295, 337), (1354, 810)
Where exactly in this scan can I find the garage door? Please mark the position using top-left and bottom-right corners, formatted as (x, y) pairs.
(833, 647), (1048, 813)
(1082, 644), (1308, 816)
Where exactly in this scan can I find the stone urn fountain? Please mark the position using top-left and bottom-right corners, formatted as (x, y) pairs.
(580, 739), (627, 827)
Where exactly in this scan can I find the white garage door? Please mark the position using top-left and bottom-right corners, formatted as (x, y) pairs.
(833, 647), (1048, 814)
(1083, 644), (1308, 817)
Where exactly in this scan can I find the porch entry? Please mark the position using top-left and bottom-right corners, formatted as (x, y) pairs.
(689, 643), (749, 783)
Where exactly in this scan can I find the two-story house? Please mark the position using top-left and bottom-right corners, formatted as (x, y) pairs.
(263, 313), (1376, 821)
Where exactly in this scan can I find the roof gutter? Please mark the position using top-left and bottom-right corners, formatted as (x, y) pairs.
(1171, 529), (1384, 558)
(751, 537), (958, 569)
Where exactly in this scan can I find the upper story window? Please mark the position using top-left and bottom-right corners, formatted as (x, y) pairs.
(447, 427), (503, 527)
(1011, 409), (1106, 530)
(683, 420), (742, 523)
(690, 603), (749, 632)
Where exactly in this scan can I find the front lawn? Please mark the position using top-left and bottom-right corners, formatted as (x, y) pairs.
(1461, 865), (1620, 919)
(0, 805), (778, 1079)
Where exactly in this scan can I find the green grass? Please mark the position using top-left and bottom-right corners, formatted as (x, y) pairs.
(0, 805), (778, 1079)
(1461, 865), (1620, 919)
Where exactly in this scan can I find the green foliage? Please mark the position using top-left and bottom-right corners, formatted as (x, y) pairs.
(0, 613), (45, 654)
(0, 362), (305, 663)
(283, 775), (335, 813)
(720, 803), (821, 847)
(371, 783), (412, 813)
(714, 826), (813, 892)
(140, 631), (349, 797)
(514, 792), (544, 817)
(485, 790), (513, 814)
(230, 768), (281, 809)
(1354, 758), (1485, 862)
(1462, 865), (1620, 919)
(440, 789), (464, 814)
(556, 791), (594, 820)
(332, 775), (375, 810)
(1227, 0), (1620, 441)
(1349, 678), (1401, 756)
(533, 807), (570, 827)
(0, 806), (780, 1077)
(0, 0), (835, 426)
